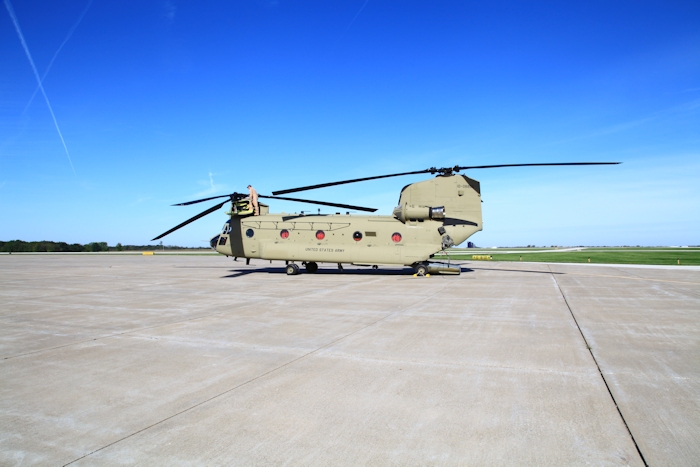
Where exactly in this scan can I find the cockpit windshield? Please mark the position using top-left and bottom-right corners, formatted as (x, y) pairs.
(222, 221), (231, 234)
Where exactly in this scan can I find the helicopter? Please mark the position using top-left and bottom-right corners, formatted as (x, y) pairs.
(152, 162), (619, 276)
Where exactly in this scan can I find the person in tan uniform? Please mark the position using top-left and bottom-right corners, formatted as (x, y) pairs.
(247, 185), (259, 215)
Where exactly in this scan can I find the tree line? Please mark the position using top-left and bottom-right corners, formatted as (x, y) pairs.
(0, 240), (208, 252)
(1, 240), (108, 252)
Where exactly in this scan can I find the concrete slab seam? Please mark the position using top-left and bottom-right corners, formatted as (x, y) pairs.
(1, 275), (372, 362)
(1, 301), (258, 362)
(61, 283), (452, 466)
(472, 266), (700, 286)
(0, 279), (179, 307)
(548, 265), (649, 467)
(612, 266), (700, 299)
(320, 351), (599, 376)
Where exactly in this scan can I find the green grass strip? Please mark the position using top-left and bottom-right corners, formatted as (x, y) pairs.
(446, 250), (700, 265)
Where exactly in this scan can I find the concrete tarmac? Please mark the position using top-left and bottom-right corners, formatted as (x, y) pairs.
(1, 254), (698, 466)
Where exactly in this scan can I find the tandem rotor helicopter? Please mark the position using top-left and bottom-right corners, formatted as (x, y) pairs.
(153, 162), (619, 276)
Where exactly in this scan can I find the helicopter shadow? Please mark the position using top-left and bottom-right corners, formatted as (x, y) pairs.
(221, 266), (474, 279)
(467, 266), (564, 275)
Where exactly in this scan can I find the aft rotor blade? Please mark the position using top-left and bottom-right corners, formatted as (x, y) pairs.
(456, 162), (621, 170)
(272, 169), (430, 195)
(273, 162), (621, 195)
(260, 195), (377, 212)
(172, 193), (237, 206)
(152, 200), (227, 241)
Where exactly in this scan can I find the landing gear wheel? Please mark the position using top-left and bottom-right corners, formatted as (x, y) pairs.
(286, 264), (300, 275)
(414, 263), (428, 276)
(306, 262), (318, 273)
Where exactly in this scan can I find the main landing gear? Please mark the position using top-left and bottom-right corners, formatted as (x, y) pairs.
(412, 261), (461, 276)
(414, 263), (428, 276)
(286, 261), (318, 275)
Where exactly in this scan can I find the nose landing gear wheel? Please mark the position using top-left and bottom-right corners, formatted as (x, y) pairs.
(286, 264), (300, 275)
(305, 262), (318, 273)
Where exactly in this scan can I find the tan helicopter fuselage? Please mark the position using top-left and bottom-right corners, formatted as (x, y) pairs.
(213, 174), (482, 267)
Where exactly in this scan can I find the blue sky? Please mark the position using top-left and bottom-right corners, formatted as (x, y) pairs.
(2, 1), (698, 247)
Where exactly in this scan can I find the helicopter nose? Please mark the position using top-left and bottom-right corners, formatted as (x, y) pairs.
(210, 235), (220, 249)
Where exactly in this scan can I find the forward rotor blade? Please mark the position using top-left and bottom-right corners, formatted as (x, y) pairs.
(259, 195), (376, 212)
(152, 200), (227, 241)
(455, 162), (621, 170)
(272, 169), (430, 195)
(172, 193), (235, 206)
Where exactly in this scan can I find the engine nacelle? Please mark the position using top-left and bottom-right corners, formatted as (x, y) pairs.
(393, 204), (445, 223)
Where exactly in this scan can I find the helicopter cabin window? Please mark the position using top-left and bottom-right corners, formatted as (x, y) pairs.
(353, 231), (363, 241)
(392, 232), (402, 243)
(280, 229), (290, 239)
(315, 230), (325, 240)
(246, 228), (254, 238)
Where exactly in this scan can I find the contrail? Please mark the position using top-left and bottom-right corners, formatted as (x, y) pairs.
(23, 0), (93, 113)
(5, 0), (77, 176)
(343, 0), (370, 35)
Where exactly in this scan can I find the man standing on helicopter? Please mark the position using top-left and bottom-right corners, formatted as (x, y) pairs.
(247, 184), (259, 215)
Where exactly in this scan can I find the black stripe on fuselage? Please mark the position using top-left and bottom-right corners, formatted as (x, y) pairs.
(443, 217), (478, 226)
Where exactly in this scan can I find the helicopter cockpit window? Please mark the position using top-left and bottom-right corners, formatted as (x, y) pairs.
(222, 222), (231, 234)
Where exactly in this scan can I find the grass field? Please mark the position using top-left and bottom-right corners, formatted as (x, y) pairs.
(439, 248), (700, 266)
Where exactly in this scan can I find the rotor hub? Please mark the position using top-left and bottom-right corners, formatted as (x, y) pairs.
(429, 166), (461, 176)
